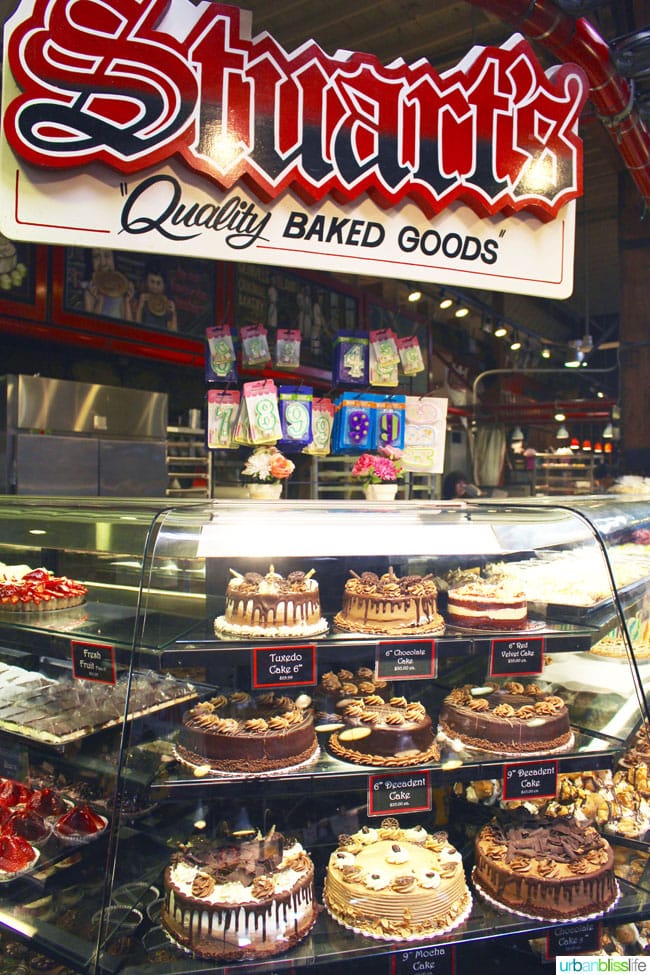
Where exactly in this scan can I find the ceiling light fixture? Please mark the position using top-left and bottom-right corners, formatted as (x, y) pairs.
(582, 439), (592, 452)
(541, 347), (551, 359)
(510, 333), (522, 351)
(439, 294), (453, 310)
(494, 324), (508, 338)
(454, 305), (470, 318)
(408, 286), (422, 302)
(554, 411), (566, 422)
(556, 423), (569, 440)
(594, 441), (603, 454)
(511, 425), (524, 442)
(602, 422), (614, 439)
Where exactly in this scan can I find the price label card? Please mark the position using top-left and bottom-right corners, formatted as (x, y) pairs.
(546, 921), (600, 959)
(392, 945), (454, 975)
(490, 636), (544, 677)
(368, 771), (431, 817)
(503, 759), (558, 802)
(71, 640), (116, 684)
(376, 640), (436, 680)
(252, 645), (316, 688)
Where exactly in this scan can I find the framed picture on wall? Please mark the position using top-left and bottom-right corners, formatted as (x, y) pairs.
(59, 246), (217, 337)
(0, 236), (47, 321)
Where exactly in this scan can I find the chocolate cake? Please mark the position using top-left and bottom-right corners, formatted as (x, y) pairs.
(162, 828), (317, 961)
(473, 811), (618, 920)
(176, 692), (318, 773)
(328, 695), (439, 767)
(334, 567), (444, 636)
(214, 566), (327, 639)
(438, 682), (572, 756)
(314, 667), (392, 724)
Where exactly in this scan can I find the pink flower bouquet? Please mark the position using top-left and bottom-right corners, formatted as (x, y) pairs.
(351, 448), (404, 486)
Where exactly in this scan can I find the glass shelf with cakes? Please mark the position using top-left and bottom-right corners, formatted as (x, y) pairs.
(98, 496), (650, 973)
(2, 496), (650, 972)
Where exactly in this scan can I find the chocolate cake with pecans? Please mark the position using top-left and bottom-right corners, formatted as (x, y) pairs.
(438, 681), (573, 756)
(324, 817), (471, 940)
(334, 567), (444, 635)
(162, 827), (317, 961)
(473, 810), (618, 920)
(176, 692), (318, 773)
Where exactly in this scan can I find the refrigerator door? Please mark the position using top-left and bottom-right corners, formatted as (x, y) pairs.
(99, 439), (167, 497)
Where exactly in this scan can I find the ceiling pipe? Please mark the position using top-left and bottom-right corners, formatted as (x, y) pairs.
(465, 0), (650, 211)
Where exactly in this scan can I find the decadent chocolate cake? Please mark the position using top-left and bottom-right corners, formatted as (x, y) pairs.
(328, 695), (439, 767)
(334, 567), (444, 636)
(176, 691), (318, 773)
(473, 810), (618, 920)
(438, 682), (572, 755)
(314, 667), (392, 724)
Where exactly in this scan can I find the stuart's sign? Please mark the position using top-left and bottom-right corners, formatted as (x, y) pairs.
(0, 0), (589, 297)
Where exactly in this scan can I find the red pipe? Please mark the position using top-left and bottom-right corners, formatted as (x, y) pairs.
(467, 0), (650, 209)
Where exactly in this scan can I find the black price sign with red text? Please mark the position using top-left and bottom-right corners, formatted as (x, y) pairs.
(376, 640), (436, 680)
(71, 640), (116, 684)
(503, 759), (558, 802)
(490, 636), (544, 677)
(252, 645), (316, 688)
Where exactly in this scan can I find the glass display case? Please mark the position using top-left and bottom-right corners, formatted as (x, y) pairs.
(1, 495), (650, 973)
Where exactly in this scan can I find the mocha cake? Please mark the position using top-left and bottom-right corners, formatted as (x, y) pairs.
(324, 817), (471, 940)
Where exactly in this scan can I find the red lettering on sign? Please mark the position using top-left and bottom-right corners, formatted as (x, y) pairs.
(3, 0), (588, 219)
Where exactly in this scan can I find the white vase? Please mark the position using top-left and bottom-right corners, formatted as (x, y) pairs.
(247, 482), (283, 500)
(363, 482), (398, 501)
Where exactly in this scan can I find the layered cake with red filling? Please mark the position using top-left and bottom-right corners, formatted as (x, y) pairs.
(214, 566), (327, 639)
(0, 568), (87, 612)
(328, 695), (439, 767)
(438, 682), (572, 755)
(334, 567), (444, 636)
(324, 817), (471, 940)
(447, 580), (527, 630)
(473, 811), (618, 920)
(162, 827), (317, 961)
(176, 692), (318, 774)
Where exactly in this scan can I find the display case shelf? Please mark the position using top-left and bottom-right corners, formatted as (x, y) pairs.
(0, 497), (650, 973)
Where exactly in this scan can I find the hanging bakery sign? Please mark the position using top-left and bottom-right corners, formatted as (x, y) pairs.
(0, 0), (589, 298)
